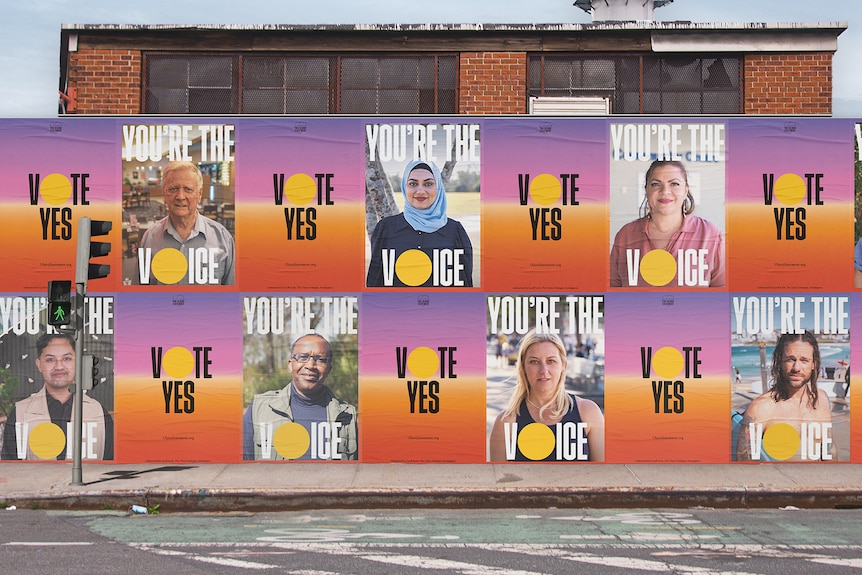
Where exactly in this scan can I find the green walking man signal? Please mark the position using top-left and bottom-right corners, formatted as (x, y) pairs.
(47, 280), (72, 327)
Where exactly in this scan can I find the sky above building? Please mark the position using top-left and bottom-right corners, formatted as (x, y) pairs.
(2, 0), (859, 117)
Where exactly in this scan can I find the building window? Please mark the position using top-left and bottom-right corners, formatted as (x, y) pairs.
(144, 55), (237, 114)
(339, 56), (456, 114)
(144, 53), (457, 114)
(242, 56), (332, 114)
(529, 54), (741, 115)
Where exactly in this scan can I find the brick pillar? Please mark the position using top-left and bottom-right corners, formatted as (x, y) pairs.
(67, 49), (142, 114)
(459, 52), (527, 115)
(744, 53), (833, 115)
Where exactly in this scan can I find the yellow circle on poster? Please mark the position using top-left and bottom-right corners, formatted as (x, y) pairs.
(407, 346), (438, 379)
(517, 423), (555, 461)
(640, 249), (676, 287)
(773, 173), (806, 206)
(39, 173), (73, 206)
(29, 422), (66, 459)
(273, 422), (311, 459)
(284, 173), (317, 205)
(162, 346), (195, 379)
(395, 249), (432, 286)
(529, 173), (561, 206)
(151, 248), (187, 285)
(652, 346), (684, 379)
(762, 423), (800, 461)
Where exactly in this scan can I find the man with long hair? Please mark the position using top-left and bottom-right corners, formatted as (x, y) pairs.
(736, 331), (834, 461)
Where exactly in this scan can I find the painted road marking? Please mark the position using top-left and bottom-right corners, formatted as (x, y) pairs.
(810, 557), (862, 568)
(303, 544), (554, 575)
(134, 545), (277, 570)
(258, 528), (422, 543)
(551, 512), (702, 525)
(127, 541), (862, 573)
(5, 542), (94, 546)
(476, 545), (761, 574)
(560, 533), (720, 541)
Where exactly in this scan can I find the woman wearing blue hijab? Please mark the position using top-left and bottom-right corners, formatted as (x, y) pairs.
(367, 159), (474, 287)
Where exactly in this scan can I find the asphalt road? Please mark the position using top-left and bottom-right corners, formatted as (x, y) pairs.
(3, 507), (862, 574)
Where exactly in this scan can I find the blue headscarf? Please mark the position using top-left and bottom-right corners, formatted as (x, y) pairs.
(401, 159), (448, 233)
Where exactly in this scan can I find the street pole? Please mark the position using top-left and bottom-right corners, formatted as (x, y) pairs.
(69, 215), (111, 486)
(71, 216), (93, 486)
(71, 286), (85, 486)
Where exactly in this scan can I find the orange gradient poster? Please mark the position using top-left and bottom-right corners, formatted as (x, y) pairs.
(0, 119), (120, 293)
(483, 119), (609, 291)
(603, 292), (730, 463)
(854, 294), (862, 462)
(113, 292), (242, 463)
(727, 119), (853, 291)
(235, 119), (366, 291)
(360, 293), (486, 462)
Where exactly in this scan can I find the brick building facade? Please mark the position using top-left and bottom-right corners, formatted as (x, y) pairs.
(59, 22), (845, 116)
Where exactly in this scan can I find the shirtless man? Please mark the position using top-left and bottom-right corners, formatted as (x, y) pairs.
(736, 331), (834, 461)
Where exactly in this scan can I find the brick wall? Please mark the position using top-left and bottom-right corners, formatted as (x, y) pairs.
(68, 49), (141, 114)
(459, 52), (527, 115)
(65, 47), (834, 116)
(744, 53), (832, 115)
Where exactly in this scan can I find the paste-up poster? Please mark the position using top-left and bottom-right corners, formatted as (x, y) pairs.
(0, 294), (114, 461)
(854, 122), (862, 290)
(236, 119), (366, 291)
(727, 118), (853, 291)
(486, 294), (605, 462)
(113, 292), (242, 463)
(360, 293), (486, 462)
(604, 292), (730, 463)
(0, 119), (120, 292)
(609, 121), (727, 289)
(121, 122), (236, 288)
(364, 121), (481, 289)
(242, 294), (358, 461)
(732, 294), (849, 462)
(482, 119), (608, 291)
(853, 293), (862, 462)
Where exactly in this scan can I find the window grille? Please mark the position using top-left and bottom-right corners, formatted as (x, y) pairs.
(529, 54), (741, 115)
(144, 53), (457, 115)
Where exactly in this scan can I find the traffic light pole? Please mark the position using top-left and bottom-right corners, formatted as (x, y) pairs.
(70, 216), (111, 486)
(71, 285), (85, 486)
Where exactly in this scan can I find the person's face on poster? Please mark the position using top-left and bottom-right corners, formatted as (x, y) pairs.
(35, 338), (75, 394)
(780, 340), (816, 390)
(289, 336), (333, 397)
(404, 167), (437, 210)
(163, 169), (203, 221)
(523, 341), (563, 397)
(645, 164), (688, 218)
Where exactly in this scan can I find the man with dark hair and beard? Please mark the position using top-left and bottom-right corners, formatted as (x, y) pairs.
(736, 331), (834, 461)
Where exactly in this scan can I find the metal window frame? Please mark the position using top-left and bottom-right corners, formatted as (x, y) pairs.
(528, 53), (742, 115)
(144, 51), (458, 115)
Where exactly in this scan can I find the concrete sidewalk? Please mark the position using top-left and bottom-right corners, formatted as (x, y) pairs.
(2, 463), (862, 511)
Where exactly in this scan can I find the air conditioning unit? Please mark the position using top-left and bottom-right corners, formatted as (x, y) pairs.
(529, 96), (611, 116)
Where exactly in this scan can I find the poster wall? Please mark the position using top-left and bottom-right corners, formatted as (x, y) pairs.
(0, 116), (858, 465)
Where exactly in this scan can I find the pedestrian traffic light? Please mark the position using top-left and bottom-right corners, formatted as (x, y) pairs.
(75, 217), (112, 289)
(81, 354), (100, 391)
(47, 280), (72, 327)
